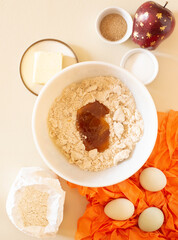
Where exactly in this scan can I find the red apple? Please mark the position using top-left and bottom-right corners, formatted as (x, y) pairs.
(132, 1), (175, 50)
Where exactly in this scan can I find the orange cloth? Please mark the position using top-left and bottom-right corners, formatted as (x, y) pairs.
(68, 110), (178, 240)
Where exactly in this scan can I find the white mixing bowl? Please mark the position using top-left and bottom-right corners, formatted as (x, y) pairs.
(32, 61), (158, 187)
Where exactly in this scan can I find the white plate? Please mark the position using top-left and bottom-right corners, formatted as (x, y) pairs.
(32, 61), (158, 187)
(20, 39), (78, 96)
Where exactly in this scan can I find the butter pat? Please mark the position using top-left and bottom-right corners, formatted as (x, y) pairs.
(33, 51), (63, 84)
(6, 167), (65, 238)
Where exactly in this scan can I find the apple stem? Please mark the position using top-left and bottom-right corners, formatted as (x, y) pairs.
(163, 1), (168, 8)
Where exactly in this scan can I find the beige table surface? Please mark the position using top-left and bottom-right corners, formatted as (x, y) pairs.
(0, 0), (178, 239)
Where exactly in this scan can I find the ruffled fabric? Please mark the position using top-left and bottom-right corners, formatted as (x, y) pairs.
(68, 110), (178, 240)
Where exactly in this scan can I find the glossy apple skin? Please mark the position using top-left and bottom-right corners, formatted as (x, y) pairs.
(132, 1), (175, 50)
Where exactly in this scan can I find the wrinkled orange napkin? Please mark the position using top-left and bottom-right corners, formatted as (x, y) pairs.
(68, 110), (178, 240)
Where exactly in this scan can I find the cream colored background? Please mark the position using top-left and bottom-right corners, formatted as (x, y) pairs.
(0, 0), (178, 239)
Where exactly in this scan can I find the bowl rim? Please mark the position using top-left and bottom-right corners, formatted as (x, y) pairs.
(95, 7), (133, 44)
(32, 61), (158, 187)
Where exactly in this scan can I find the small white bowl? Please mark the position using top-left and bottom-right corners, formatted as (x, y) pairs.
(32, 61), (158, 187)
(120, 48), (159, 85)
(96, 7), (133, 44)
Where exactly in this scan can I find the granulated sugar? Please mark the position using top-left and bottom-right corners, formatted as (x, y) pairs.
(124, 52), (156, 84)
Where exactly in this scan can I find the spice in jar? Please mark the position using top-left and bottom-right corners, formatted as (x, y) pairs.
(100, 13), (127, 41)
